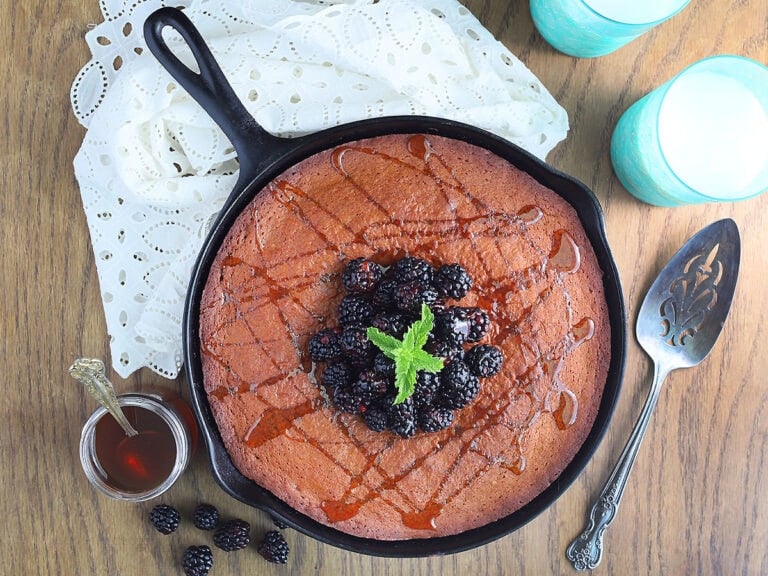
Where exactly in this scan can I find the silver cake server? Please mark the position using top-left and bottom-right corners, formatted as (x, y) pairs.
(566, 218), (740, 570)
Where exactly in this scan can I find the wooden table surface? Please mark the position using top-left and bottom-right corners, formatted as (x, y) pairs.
(3, 1), (767, 574)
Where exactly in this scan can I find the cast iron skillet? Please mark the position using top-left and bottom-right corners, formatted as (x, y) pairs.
(144, 7), (626, 557)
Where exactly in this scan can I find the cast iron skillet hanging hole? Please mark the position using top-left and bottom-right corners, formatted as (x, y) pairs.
(143, 7), (294, 187)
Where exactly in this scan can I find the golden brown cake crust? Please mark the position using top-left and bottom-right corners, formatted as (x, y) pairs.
(199, 134), (611, 540)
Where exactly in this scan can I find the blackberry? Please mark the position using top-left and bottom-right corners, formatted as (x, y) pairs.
(434, 263), (473, 300)
(257, 530), (290, 564)
(412, 371), (441, 409)
(372, 352), (395, 378)
(352, 369), (390, 402)
(372, 278), (398, 309)
(192, 503), (219, 531)
(321, 362), (351, 389)
(333, 385), (367, 414)
(363, 404), (389, 432)
(337, 294), (374, 325)
(308, 329), (341, 362)
(419, 406), (455, 433)
(393, 280), (439, 314)
(428, 298), (448, 314)
(370, 312), (409, 338)
(340, 324), (374, 365)
(181, 545), (213, 576)
(439, 361), (481, 409)
(425, 339), (465, 365)
(213, 519), (251, 551)
(388, 398), (417, 438)
(465, 344), (503, 378)
(392, 256), (435, 285)
(464, 307), (490, 342)
(149, 504), (180, 535)
(342, 257), (384, 293)
(434, 307), (471, 346)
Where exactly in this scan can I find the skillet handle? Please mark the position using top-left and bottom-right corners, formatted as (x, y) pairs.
(143, 7), (284, 182)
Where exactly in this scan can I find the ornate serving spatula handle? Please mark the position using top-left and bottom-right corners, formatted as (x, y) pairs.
(566, 363), (668, 570)
(565, 476), (619, 570)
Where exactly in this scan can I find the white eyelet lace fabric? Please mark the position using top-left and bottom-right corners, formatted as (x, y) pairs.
(71, 0), (569, 379)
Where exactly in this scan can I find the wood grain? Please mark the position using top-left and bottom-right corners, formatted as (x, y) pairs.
(2, 0), (766, 574)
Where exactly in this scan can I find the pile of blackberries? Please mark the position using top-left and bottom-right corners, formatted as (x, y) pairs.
(308, 256), (503, 437)
(148, 503), (289, 575)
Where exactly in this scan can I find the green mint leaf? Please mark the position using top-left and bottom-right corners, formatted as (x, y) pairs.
(393, 360), (417, 404)
(366, 327), (402, 359)
(403, 304), (435, 350)
(411, 348), (444, 373)
(366, 303), (443, 405)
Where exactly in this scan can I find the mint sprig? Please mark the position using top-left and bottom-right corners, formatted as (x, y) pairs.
(366, 304), (444, 404)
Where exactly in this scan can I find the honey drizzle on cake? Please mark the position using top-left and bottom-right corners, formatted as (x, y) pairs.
(201, 135), (597, 533)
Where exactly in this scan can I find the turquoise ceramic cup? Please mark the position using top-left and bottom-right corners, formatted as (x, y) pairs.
(530, 0), (690, 58)
(610, 55), (768, 207)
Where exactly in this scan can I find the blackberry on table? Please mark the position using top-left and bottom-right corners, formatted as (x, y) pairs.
(192, 503), (219, 531)
(321, 362), (351, 389)
(419, 406), (455, 433)
(342, 257), (384, 293)
(257, 530), (290, 564)
(149, 504), (180, 535)
(466, 344), (503, 378)
(388, 398), (417, 438)
(308, 329), (341, 362)
(434, 263), (473, 300)
(181, 545), (213, 576)
(213, 519), (251, 552)
(393, 280), (439, 314)
(337, 294), (374, 325)
(439, 361), (480, 409)
(392, 256), (435, 285)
